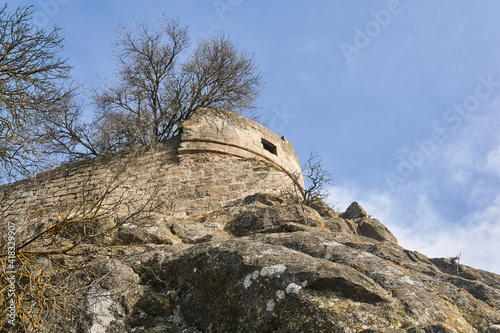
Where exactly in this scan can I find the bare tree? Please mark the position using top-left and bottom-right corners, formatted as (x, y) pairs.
(302, 151), (334, 205)
(35, 89), (103, 161)
(42, 17), (263, 158)
(95, 17), (263, 150)
(0, 4), (71, 179)
(0, 8), (263, 172)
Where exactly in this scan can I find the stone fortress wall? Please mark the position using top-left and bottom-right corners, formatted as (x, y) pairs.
(0, 109), (304, 221)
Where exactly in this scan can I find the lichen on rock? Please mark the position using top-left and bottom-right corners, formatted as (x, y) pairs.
(2, 110), (499, 332)
(21, 193), (498, 332)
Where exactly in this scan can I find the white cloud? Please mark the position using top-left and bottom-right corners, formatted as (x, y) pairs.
(485, 145), (500, 178)
(326, 184), (358, 212)
(397, 195), (500, 273)
(325, 50), (500, 277)
(328, 182), (500, 274)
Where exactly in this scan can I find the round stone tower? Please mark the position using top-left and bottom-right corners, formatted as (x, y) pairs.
(178, 108), (304, 191)
(0, 108), (304, 220)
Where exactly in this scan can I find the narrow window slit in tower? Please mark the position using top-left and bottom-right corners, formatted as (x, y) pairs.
(261, 138), (277, 155)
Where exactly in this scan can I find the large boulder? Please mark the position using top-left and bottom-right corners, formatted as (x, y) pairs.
(133, 238), (392, 332)
(113, 220), (181, 245)
(324, 216), (357, 234)
(356, 217), (398, 244)
(340, 201), (368, 219)
(224, 204), (325, 236)
(171, 220), (231, 243)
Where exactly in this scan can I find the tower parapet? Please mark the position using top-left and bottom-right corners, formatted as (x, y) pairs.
(178, 109), (305, 191)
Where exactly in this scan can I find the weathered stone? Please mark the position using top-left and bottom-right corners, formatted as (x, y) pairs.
(306, 197), (340, 218)
(0, 109), (303, 223)
(172, 220), (231, 244)
(241, 192), (288, 206)
(83, 258), (144, 332)
(406, 324), (459, 332)
(341, 201), (368, 219)
(224, 204), (324, 236)
(113, 221), (182, 245)
(324, 216), (357, 234)
(4, 193), (500, 332)
(356, 217), (398, 244)
(132, 238), (392, 332)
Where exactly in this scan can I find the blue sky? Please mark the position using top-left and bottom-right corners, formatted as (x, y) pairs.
(7, 0), (500, 274)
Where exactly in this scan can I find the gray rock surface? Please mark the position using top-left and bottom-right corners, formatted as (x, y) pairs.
(356, 217), (398, 244)
(114, 220), (181, 245)
(340, 201), (368, 219)
(224, 204), (324, 236)
(9, 194), (500, 332)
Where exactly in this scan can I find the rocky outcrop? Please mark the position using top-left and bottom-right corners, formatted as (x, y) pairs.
(356, 217), (398, 244)
(224, 204), (325, 236)
(7, 195), (500, 332)
(340, 201), (367, 219)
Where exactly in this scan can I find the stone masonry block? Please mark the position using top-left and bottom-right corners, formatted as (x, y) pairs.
(207, 186), (230, 197)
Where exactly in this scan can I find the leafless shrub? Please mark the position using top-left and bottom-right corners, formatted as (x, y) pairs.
(449, 254), (461, 265)
(302, 151), (334, 205)
(0, 152), (164, 331)
(449, 253), (461, 275)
